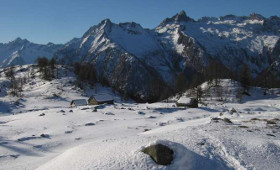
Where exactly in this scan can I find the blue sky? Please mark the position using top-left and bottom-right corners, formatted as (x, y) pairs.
(0, 0), (279, 44)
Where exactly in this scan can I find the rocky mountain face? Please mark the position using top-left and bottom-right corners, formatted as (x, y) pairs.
(0, 38), (63, 68)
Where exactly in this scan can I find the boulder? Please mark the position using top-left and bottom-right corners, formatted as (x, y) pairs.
(142, 144), (174, 165)
(176, 97), (198, 108)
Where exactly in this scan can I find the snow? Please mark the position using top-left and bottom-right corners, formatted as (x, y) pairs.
(71, 99), (87, 106)
(177, 97), (191, 104)
(109, 23), (162, 58)
(92, 93), (113, 102)
(0, 67), (280, 170)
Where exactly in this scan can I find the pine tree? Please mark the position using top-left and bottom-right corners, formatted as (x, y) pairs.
(240, 64), (252, 92)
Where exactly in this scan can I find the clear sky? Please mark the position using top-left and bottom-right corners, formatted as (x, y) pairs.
(0, 0), (279, 44)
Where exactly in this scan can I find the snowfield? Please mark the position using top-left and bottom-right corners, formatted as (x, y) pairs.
(0, 67), (280, 170)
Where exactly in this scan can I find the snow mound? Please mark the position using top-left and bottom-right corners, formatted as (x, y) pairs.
(37, 138), (229, 170)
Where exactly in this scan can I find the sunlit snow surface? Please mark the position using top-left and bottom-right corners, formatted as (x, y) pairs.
(0, 67), (280, 170)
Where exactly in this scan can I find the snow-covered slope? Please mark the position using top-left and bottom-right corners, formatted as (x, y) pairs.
(0, 65), (122, 115)
(0, 66), (280, 169)
(0, 38), (63, 68)
(0, 81), (279, 169)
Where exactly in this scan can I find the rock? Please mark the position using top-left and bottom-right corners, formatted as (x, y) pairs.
(39, 113), (45, 116)
(211, 117), (222, 123)
(69, 110), (73, 112)
(267, 134), (276, 137)
(40, 134), (50, 138)
(137, 111), (146, 115)
(176, 118), (184, 122)
(197, 142), (205, 146)
(266, 120), (277, 124)
(229, 108), (237, 113)
(176, 97), (198, 108)
(143, 129), (151, 132)
(238, 125), (249, 128)
(142, 144), (174, 165)
(85, 122), (95, 126)
(223, 118), (233, 124)
(158, 122), (167, 126)
(104, 112), (114, 115)
(147, 116), (157, 119)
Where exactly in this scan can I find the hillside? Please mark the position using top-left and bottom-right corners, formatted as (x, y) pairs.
(0, 65), (121, 115)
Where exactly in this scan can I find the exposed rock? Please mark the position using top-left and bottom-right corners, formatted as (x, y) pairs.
(137, 111), (146, 115)
(223, 118), (233, 124)
(229, 108), (237, 113)
(104, 112), (114, 115)
(39, 113), (45, 116)
(85, 123), (95, 126)
(40, 134), (50, 138)
(142, 144), (174, 165)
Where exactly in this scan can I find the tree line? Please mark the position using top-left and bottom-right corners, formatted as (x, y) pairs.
(175, 59), (266, 102)
(37, 57), (57, 80)
(74, 62), (97, 88)
(3, 57), (57, 97)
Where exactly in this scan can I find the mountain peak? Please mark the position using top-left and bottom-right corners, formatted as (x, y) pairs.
(249, 13), (265, 20)
(12, 37), (28, 43)
(100, 18), (112, 26)
(159, 10), (195, 26)
(178, 11), (187, 17)
(172, 10), (195, 22)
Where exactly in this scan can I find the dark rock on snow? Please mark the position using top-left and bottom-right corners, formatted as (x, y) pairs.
(142, 144), (174, 165)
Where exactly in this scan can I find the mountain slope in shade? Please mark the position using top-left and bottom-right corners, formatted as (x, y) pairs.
(55, 19), (195, 101)
(0, 38), (63, 67)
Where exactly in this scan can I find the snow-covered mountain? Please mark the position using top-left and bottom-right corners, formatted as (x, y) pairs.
(0, 38), (63, 68)
(55, 11), (280, 101)
(55, 19), (195, 102)
(157, 11), (280, 75)
(1, 11), (279, 101)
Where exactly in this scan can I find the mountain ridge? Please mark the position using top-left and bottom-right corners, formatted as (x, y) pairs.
(54, 11), (280, 101)
(0, 37), (63, 67)
(1, 11), (280, 101)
